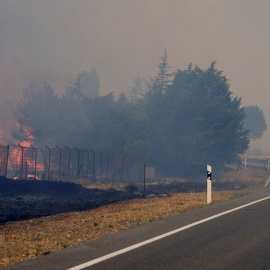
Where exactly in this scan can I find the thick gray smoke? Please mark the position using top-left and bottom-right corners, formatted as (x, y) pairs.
(0, 0), (270, 149)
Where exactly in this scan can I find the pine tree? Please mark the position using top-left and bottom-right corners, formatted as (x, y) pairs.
(145, 50), (174, 94)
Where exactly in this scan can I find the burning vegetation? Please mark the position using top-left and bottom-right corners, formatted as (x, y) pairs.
(4, 56), (252, 178)
(19, 126), (35, 148)
(0, 144), (144, 183)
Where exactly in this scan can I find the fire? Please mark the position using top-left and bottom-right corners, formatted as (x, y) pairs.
(9, 145), (45, 180)
(20, 126), (35, 147)
(8, 124), (45, 180)
(0, 120), (44, 180)
(20, 141), (31, 147)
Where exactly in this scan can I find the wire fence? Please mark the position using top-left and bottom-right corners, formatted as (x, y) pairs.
(0, 145), (145, 183)
(0, 145), (8, 177)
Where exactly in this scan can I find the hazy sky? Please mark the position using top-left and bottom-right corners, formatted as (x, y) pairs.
(1, 0), (270, 148)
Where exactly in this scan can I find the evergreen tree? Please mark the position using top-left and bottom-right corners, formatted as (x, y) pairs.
(145, 62), (249, 176)
(88, 92), (149, 152)
(145, 50), (174, 94)
(65, 67), (100, 99)
(11, 56), (250, 178)
(244, 105), (267, 140)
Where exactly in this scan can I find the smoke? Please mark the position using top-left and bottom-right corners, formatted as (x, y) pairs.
(0, 100), (15, 144)
(0, 127), (3, 141)
(1, 0), (270, 148)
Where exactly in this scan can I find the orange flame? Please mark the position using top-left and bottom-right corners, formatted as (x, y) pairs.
(0, 122), (45, 179)
(9, 125), (45, 179)
(20, 126), (35, 147)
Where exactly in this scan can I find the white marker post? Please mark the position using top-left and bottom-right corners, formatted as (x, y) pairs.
(207, 165), (212, 204)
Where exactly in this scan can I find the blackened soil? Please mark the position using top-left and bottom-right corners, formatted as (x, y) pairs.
(0, 177), (142, 223)
(0, 176), (238, 224)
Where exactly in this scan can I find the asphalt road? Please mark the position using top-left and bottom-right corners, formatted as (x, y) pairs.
(5, 186), (270, 270)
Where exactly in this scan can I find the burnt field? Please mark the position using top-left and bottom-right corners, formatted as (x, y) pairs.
(0, 177), (145, 223)
(0, 177), (205, 223)
(0, 168), (266, 223)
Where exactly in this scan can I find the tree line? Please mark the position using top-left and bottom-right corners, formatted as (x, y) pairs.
(10, 52), (267, 177)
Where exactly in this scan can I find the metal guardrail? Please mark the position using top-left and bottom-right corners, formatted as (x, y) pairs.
(241, 155), (270, 171)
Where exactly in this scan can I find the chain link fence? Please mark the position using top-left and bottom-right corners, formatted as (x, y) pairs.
(0, 145), (145, 183)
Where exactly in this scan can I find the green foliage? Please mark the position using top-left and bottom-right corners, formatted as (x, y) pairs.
(144, 50), (174, 94)
(66, 68), (100, 99)
(12, 54), (249, 178)
(244, 105), (267, 140)
(58, 89), (91, 147)
(145, 62), (249, 176)
(87, 92), (150, 152)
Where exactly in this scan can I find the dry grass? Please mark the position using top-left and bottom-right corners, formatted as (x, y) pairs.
(215, 167), (269, 189)
(0, 192), (235, 268)
(62, 167), (269, 192)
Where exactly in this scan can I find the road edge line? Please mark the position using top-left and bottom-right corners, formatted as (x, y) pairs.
(67, 195), (270, 270)
(264, 177), (270, 187)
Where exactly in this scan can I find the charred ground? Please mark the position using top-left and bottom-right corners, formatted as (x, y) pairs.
(0, 177), (206, 223)
(0, 168), (265, 223)
(0, 177), (144, 223)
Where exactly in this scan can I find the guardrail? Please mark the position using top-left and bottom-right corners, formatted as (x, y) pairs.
(241, 155), (270, 171)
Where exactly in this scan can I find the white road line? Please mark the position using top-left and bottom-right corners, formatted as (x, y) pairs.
(67, 195), (270, 270)
(264, 177), (270, 187)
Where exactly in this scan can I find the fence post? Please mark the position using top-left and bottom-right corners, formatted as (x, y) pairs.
(45, 146), (51, 180)
(4, 145), (9, 178)
(106, 152), (109, 182)
(65, 146), (70, 180)
(75, 147), (80, 179)
(31, 145), (37, 180)
(83, 149), (89, 180)
(144, 163), (146, 193)
(56, 145), (62, 181)
(18, 144), (24, 179)
(90, 149), (96, 182)
(97, 151), (102, 181)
